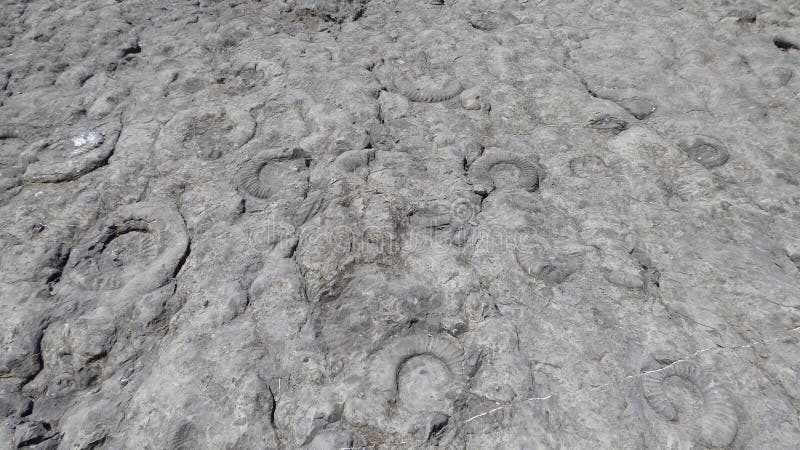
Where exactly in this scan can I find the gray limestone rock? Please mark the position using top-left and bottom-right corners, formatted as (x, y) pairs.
(1, 0), (799, 448)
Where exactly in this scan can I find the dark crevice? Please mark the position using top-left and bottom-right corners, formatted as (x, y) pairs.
(376, 102), (385, 124)
(16, 421), (53, 447)
(352, 6), (365, 22)
(469, 349), (485, 379)
(85, 436), (107, 450)
(120, 43), (142, 58)
(427, 415), (449, 441)
(45, 271), (62, 294)
(242, 289), (251, 313)
(581, 79), (598, 98)
(172, 238), (191, 279)
(268, 386), (278, 430)
(284, 239), (298, 258)
(25, 325), (47, 385)
(46, 244), (69, 293)
(78, 73), (94, 87)
(774, 38), (799, 51)
(84, 351), (109, 365)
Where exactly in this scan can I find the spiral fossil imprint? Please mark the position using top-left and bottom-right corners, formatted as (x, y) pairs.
(516, 249), (578, 284)
(388, 73), (463, 103)
(238, 147), (310, 199)
(641, 361), (738, 447)
(64, 202), (189, 295)
(359, 334), (468, 446)
(370, 334), (467, 396)
(468, 148), (540, 194)
(168, 421), (198, 450)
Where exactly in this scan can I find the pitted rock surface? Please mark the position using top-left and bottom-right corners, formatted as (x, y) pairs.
(1, 1), (800, 448)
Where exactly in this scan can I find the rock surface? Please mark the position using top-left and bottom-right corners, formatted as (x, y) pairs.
(1, 0), (800, 448)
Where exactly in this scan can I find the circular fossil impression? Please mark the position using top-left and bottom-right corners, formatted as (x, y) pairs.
(641, 361), (738, 448)
(568, 155), (611, 178)
(390, 73), (463, 103)
(69, 227), (158, 291)
(64, 202), (189, 294)
(157, 105), (255, 161)
(384, 56), (463, 103)
(398, 354), (453, 412)
(23, 121), (121, 183)
(468, 148), (540, 194)
(238, 148), (310, 201)
(370, 335), (466, 399)
(677, 135), (729, 169)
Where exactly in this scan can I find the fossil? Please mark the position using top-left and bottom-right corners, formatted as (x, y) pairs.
(468, 148), (540, 194)
(63, 202), (189, 296)
(642, 361), (738, 447)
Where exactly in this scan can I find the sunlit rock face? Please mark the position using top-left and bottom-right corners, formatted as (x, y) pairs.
(1, 0), (799, 448)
